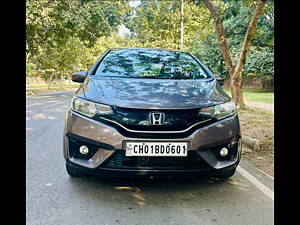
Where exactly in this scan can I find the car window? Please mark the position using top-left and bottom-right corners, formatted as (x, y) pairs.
(94, 49), (210, 79)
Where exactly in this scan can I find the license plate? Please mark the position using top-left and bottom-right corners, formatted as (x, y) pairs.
(125, 142), (188, 157)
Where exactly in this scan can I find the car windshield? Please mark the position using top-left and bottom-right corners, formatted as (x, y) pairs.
(93, 49), (210, 79)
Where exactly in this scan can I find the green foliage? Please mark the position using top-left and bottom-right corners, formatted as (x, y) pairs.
(26, 0), (274, 82)
(243, 47), (273, 77)
(26, 59), (38, 77)
(48, 0), (129, 47)
(26, 0), (130, 81)
(190, 34), (225, 77)
(26, 0), (56, 55)
(189, 0), (274, 78)
(125, 0), (212, 50)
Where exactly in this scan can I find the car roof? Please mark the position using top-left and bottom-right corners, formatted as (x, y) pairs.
(107, 47), (190, 54)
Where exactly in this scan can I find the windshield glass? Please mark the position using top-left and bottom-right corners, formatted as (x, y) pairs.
(93, 49), (210, 79)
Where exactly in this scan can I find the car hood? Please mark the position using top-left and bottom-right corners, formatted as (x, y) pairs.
(80, 76), (231, 109)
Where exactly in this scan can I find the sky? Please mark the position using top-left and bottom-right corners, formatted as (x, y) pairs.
(118, 24), (131, 38)
(118, 1), (141, 38)
(129, 0), (141, 8)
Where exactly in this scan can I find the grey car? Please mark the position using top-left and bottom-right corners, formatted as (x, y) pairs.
(63, 48), (241, 179)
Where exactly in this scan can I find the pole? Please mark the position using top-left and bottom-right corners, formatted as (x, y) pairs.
(180, 0), (184, 50)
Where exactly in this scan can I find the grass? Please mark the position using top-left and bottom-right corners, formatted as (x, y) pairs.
(223, 88), (274, 104)
(26, 83), (80, 95)
(26, 87), (78, 95)
(26, 83), (80, 88)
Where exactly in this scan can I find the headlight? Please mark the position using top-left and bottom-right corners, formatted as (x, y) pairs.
(70, 97), (113, 118)
(199, 101), (236, 120)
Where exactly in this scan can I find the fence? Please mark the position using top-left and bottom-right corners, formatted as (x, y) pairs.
(223, 76), (274, 91)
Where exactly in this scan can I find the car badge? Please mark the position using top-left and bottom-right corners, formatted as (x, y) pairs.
(149, 112), (165, 125)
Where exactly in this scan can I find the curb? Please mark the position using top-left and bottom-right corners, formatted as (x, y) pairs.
(242, 136), (260, 151)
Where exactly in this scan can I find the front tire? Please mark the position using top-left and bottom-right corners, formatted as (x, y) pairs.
(66, 164), (86, 177)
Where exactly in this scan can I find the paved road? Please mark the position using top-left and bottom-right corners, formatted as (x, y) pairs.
(26, 91), (274, 225)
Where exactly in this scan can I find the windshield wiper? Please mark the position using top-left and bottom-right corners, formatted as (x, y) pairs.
(158, 62), (166, 75)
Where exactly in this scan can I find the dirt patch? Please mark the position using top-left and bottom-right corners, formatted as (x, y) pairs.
(245, 101), (274, 113)
(238, 107), (274, 177)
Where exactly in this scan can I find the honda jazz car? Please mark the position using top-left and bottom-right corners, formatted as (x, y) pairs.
(63, 48), (241, 179)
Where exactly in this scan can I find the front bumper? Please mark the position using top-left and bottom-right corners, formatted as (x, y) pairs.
(66, 158), (238, 179)
(63, 110), (242, 177)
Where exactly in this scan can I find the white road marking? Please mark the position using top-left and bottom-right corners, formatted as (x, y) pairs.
(256, 168), (274, 180)
(237, 165), (274, 201)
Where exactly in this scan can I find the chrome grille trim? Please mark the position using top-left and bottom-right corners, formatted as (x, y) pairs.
(99, 117), (212, 134)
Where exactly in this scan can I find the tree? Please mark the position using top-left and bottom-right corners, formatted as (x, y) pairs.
(26, 0), (273, 96)
(26, 0), (130, 87)
(189, 0), (273, 79)
(26, 0), (56, 56)
(230, 0), (268, 107)
(26, 0), (130, 56)
(203, 0), (267, 108)
(125, 0), (212, 50)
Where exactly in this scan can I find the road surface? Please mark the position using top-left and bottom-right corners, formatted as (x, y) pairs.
(26, 91), (274, 225)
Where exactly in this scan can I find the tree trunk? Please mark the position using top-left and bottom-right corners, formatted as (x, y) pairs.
(47, 74), (54, 90)
(231, 0), (267, 108)
(204, 0), (267, 108)
(60, 75), (63, 88)
(203, 0), (235, 79)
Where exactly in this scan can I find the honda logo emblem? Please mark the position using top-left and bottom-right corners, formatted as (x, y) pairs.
(149, 112), (165, 125)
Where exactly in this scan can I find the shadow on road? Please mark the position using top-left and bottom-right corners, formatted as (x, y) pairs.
(67, 174), (253, 207)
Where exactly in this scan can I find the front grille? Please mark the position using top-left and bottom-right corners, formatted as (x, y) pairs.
(101, 150), (211, 170)
(97, 118), (213, 139)
(93, 107), (214, 133)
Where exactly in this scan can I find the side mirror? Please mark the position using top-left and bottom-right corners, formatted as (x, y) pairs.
(216, 77), (224, 86)
(71, 71), (87, 83)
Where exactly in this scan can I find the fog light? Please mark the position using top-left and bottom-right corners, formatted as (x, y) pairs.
(79, 145), (89, 155)
(220, 147), (229, 156)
